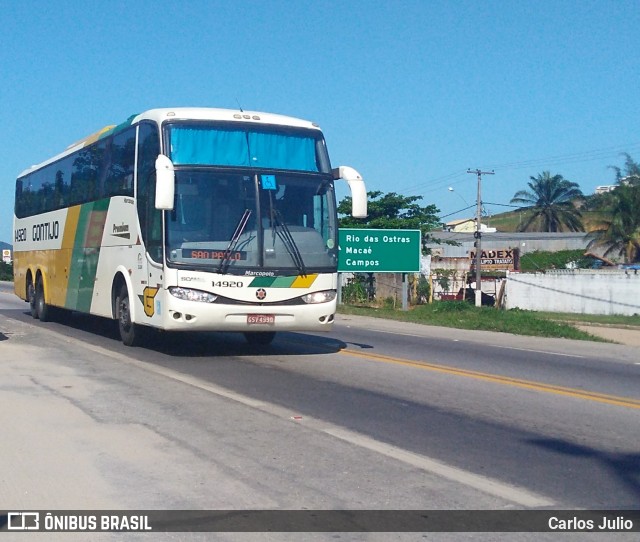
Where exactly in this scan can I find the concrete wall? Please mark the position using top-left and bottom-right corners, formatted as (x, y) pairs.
(426, 232), (591, 258)
(505, 269), (640, 315)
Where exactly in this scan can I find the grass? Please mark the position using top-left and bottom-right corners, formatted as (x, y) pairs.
(338, 302), (613, 341)
(536, 311), (640, 328)
(486, 209), (607, 233)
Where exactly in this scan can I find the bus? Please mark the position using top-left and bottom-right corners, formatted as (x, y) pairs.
(13, 108), (367, 346)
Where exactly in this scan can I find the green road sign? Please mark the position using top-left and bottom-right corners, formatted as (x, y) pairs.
(338, 228), (421, 273)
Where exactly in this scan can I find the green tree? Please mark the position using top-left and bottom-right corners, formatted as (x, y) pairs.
(338, 191), (441, 252)
(610, 152), (640, 187)
(587, 184), (640, 263)
(0, 262), (13, 281)
(586, 153), (640, 211)
(510, 171), (584, 232)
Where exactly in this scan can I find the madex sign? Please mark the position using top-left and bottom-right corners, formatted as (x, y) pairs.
(469, 248), (519, 271)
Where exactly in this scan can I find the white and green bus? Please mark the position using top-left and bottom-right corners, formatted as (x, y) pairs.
(13, 108), (367, 346)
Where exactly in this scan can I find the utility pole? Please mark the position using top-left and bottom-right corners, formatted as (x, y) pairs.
(467, 168), (494, 307)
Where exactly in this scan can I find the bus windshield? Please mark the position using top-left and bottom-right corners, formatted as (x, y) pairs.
(167, 123), (331, 173)
(166, 171), (338, 274)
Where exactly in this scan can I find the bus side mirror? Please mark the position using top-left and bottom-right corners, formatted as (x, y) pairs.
(155, 155), (175, 210)
(333, 166), (367, 218)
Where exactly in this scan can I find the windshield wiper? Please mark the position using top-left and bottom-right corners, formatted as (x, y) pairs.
(272, 209), (307, 277)
(217, 209), (252, 274)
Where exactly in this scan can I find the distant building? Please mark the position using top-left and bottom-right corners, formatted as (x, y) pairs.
(427, 231), (593, 258)
(595, 185), (616, 195)
(443, 218), (496, 233)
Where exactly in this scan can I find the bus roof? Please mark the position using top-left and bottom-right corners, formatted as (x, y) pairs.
(18, 107), (322, 178)
(132, 107), (321, 130)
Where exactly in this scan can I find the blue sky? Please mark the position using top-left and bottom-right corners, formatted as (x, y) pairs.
(3, 0), (640, 242)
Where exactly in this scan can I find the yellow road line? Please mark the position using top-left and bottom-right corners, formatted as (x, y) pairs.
(340, 348), (640, 410)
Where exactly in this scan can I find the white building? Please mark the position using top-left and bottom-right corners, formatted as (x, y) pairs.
(443, 218), (497, 233)
(595, 185), (616, 195)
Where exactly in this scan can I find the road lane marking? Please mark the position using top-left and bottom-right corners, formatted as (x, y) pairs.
(347, 326), (586, 358)
(339, 349), (640, 410)
(24, 325), (555, 508)
(492, 345), (584, 358)
(322, 427), (553, 508)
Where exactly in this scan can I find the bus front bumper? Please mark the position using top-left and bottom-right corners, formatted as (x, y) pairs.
(159, 296), (337, 333)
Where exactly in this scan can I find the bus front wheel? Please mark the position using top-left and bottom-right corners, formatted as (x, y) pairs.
(117, 285), (140, 346)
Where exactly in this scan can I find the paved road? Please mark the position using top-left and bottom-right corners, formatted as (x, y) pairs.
(1, 289), (639, 540)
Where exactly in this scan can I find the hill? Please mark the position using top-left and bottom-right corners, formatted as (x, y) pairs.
(486, 209), (604, 233)
(0, 241), (12, 251)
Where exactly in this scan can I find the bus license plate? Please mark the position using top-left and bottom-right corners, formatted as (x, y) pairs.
(247, 314), (275, 325)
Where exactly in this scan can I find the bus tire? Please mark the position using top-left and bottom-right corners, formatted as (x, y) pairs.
(243, 331), (276, 345)
(117, 284), (140, 346)
(35, 276), (51, 322)
(28, 280), (38, 319)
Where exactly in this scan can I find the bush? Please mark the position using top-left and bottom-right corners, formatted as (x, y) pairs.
(342, 274), (369, 304)
(519, 250), (594, 271)
(416, 275), (430, 304)
(0, 262), (12, 281)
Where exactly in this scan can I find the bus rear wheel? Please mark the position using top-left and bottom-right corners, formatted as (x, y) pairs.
(28, 280), (38, 319)
(117, 285), (140, 346)
(35, 277), (51, 322)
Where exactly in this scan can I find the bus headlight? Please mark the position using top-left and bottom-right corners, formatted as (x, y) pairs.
(169, 287), (218, 303)
(301, 290), (336, 304)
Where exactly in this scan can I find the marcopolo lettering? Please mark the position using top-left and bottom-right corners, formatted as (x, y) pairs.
(32, 221), (60, 241)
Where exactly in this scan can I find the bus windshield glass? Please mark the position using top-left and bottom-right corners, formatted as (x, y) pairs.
(168, 123), (331, 173)
(166, 171), (338, 274)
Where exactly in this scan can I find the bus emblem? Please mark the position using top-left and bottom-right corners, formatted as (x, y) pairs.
(256, 288), (267, 300)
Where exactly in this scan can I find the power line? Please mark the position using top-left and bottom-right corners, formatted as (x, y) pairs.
(399, 142), (640, 196)
(438, 204), (477, 219)
(483, 142), (640, 171)
(402, 169), (468, 195)
(483, 201), (525, 209)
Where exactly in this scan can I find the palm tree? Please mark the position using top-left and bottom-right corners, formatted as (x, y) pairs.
(510, 171), (584, 232)
(587, 185), (640, 263)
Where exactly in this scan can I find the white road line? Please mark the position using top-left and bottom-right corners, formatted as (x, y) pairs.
(65, 335), (555, 508)
(492, 345), (584, 358)
(322, 428), (554, 508)
(352, 326), (585, 359)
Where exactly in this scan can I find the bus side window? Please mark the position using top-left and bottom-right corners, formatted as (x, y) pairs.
(105, 127), (135, 197)
(71, 142), (105, 205)
(136, 123), (162, 261)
